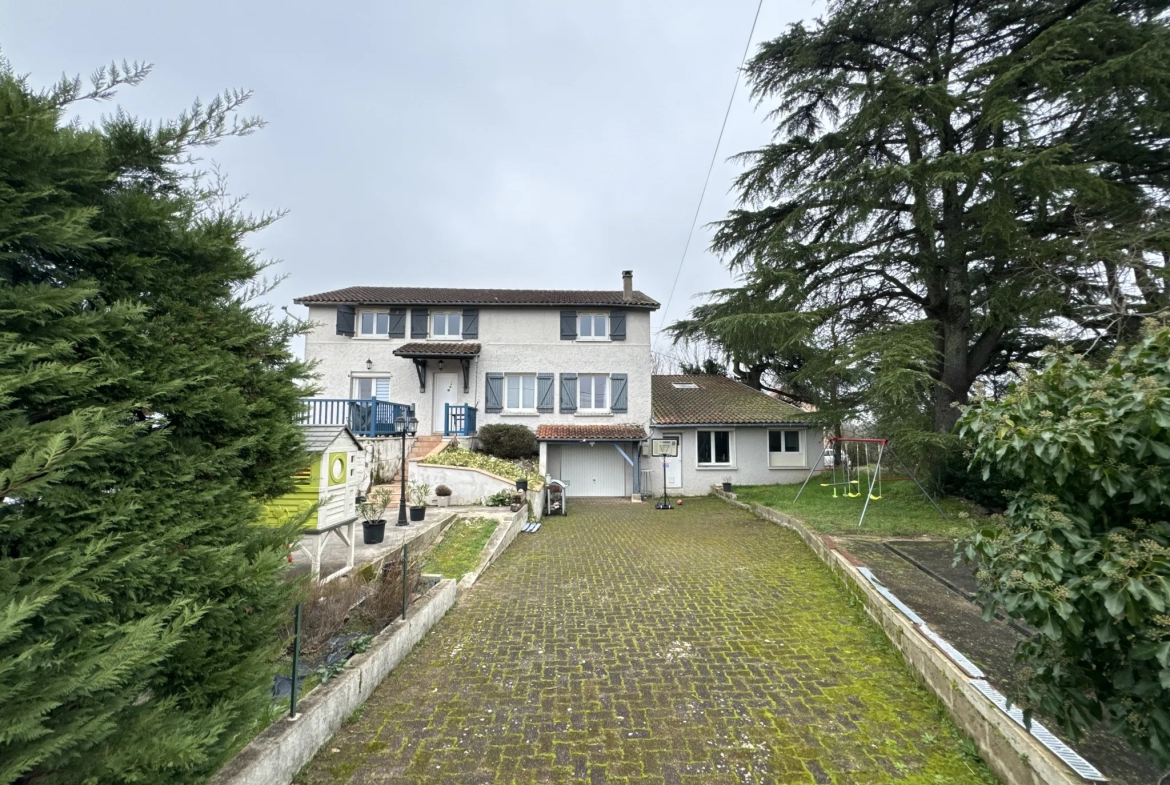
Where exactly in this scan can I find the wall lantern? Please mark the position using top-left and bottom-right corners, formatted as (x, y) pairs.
(437, 359), (444, 371)
(365, 358), (373, 371)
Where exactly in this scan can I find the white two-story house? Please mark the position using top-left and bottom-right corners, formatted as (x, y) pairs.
(296, 271), (658, 497)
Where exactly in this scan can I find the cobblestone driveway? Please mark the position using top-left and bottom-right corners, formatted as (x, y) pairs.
(300, 498), (994, 785)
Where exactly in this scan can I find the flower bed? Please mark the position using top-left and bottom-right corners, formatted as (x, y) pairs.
(421, 447), (543, 489)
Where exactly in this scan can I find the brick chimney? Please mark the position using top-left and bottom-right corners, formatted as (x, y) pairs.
(622, 270), (633, 301)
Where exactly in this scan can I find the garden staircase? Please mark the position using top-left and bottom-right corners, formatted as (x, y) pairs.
(378, 435), (447, 507)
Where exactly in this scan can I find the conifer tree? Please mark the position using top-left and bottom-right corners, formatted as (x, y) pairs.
(675, 0), (1170, 450)
(0, 59), (309, 783)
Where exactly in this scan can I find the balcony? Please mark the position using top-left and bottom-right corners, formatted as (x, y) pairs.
(300, 398), (415, 437)
(443, 404), (478, 436)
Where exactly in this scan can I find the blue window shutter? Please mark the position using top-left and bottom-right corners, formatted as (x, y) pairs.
(609, 310), (626, 341)
(411, 308), (429, 339)
(611, 374), (628, 412)
(559, 373), (577, 413)
(387, 309), (406, 338)
(537, 373), (554, 413)
(462, 309), (479, 339)
(336, 305), (355, 336)
(485, 373), (504, 413)
(560, 311), (577, 341)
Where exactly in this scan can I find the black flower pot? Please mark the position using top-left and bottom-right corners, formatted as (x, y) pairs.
(721, 482), (732, 493)
(409, 506), (426, 522)
(515, 478), (528, 492)
(362, 520), (386, 544)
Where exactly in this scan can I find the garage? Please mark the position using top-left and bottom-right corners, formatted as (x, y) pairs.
(559, 444), (628, 497)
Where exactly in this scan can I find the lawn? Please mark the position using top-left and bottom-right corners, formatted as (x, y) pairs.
(421, 517), (499, 578)
(733, 480), (980, 537)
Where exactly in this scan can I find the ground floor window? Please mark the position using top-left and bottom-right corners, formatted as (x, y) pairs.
(768, 429), (803, 467)
(697, 430), (732, 465)
(506, 374), (536, 411)
(352, 376), (391, 401)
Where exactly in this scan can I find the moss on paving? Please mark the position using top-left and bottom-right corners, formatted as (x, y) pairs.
(422, 517), (499, 578)
(300, 497), (998, 784)
(735, 481), (979, 537)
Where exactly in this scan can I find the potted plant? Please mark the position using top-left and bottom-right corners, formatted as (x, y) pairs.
(515, 478), (528, 492)
(357, 487), (392, 544)
(721, 476), (733, 493)
(408, 481), (430, 522)
(435, 484), (452, 508)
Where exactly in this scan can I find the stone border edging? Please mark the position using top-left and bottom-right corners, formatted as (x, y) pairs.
(208, 578), (458, 785)
(457, 506), (527, 594)
(711, 489), (1086, 785)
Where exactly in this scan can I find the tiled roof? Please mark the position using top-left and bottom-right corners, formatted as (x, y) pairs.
(294, 286), (659, 310)
(652, 375), (814, 425)
(536, 424), (647, 441)
(299, 424), (362, 453)
(393, 342), (482, 357)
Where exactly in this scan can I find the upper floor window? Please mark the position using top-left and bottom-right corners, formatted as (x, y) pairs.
(505, 374), (536, 411)
(359, 310), (389, 337)
(577, 313), (607, 341)
(432, 312), (462, 339)
(579, 374), (608, 411)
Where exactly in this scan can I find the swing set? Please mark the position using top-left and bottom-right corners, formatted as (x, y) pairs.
(793, 437), (945, 528)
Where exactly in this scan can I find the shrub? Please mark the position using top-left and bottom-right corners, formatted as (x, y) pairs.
(435, 485), (452, 497)
(958, 324), (1170, 764)
(477, 423), (538, 459)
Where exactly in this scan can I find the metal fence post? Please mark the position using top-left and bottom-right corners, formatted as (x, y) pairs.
(289, 602), (302, 718)
(401, 543), (408, 621)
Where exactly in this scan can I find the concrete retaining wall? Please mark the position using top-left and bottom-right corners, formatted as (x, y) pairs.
(457, 506), (527, 594)
(208, 578), (457, 785)
(409, 462), (514, 505)
(712, 489), (1086, 785)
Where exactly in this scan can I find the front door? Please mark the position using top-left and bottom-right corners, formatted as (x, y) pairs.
(431, 372), (459, 434)
(664, 433), (682, 488)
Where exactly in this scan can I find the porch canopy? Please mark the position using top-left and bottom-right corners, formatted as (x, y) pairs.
(535, 424), (647, 442)
(392, 341), (480, 392)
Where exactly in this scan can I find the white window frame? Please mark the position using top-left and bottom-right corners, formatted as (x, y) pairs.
(576, 312), (608, 341)
(577, 374), (609, 411)
(357, 309), (389, 339)
(351, 375), (392, 401)
(431, 312), (462, 340)
(696, 429), (735, 468)
(504, 374), (537, 413)
(768, 429), (806, 468)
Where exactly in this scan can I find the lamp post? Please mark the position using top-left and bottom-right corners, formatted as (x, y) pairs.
(394, 412), (419, 526)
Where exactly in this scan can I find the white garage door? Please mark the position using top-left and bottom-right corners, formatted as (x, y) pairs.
(560, 444), (626, 497)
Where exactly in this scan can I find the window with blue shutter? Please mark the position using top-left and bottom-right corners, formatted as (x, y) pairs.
(411, 308), (429, 339)
(485, 373), (504, 413)
(559, 373), (577, 413)
(610, 373), (628, 412)
(537, 373), (554, 412)
(462, 309), (479, 339)
(560, 311), (577, 341)
(335, 305), (356, 336)
(387, 309), (406, 338)
(609, 310), (626, 341)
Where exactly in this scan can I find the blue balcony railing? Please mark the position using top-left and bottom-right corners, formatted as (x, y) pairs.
(443, 404), (478, 436)
(300, 398), (415, 437)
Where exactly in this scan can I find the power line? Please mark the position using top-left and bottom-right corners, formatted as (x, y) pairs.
(653, 0), (765, 352)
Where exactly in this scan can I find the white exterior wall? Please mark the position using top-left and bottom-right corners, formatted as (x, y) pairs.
(303, 305), (654, 436)
(646, 426), (824, 497)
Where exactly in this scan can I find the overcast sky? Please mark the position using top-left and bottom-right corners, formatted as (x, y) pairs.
(4, 1), (815, 360)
